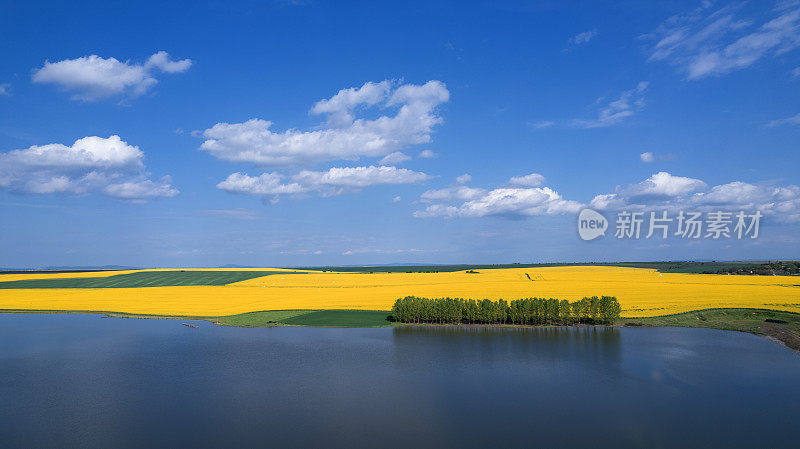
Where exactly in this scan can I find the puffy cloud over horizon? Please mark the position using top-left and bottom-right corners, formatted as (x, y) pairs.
(0, 135), (178, 201)
(32, 51), (192, 101)
(416, 171), (800, 222)
(200, 80), (449, 167)
(590, 172), (800, 222)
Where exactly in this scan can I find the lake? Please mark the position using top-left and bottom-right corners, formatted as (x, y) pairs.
(1, 314), (799, 448)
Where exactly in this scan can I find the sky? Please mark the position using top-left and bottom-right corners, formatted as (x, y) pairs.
(1, 0), (799, 268)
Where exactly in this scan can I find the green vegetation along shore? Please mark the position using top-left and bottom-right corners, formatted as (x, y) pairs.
(623, 308), (800, 352)
(0, 309), (394, 328)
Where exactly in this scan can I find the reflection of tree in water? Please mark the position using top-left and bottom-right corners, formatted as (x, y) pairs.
(391, 326), (622, 368)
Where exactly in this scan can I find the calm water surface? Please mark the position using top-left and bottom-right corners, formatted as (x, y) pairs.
(1, 314), (799, 448)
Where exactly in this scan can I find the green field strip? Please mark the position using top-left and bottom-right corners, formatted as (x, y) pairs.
(0, 270), (305, 289)
(279, 310), (393, 327)
(213, 310), (313, 326)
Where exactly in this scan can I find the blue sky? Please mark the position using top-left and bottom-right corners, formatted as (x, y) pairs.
(1, 0), (799, 268)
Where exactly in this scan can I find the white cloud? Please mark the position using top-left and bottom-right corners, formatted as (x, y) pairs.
(415, 173), (581, 218)
(32, 51), (191, 101)
(200, 80), (449, 167)
(392, 196), (401, 203)
(416, 187), (582, 218)
(620, 171), (707, 200)
(793, 66), (800, 77)
(218, 165), (429, 199)
(573, 82), (648, 128)
(568, 29), (597, 46)
(456, 174), (471, 184)
(378, 151), (411, 165)
(418, 149), (437, 158)
(0, 83), (10, 96)
(528, 120), (555, 130)
(104, 177), (177, 200)
(310, 80), (392, 127)
(766, 113), (800, 127)
(590, 172), (800, 221)
(639, 151), (676, 163)
(216, 172), (304, 196)
(145, 51), (192, 74)
(417, 170), (800, 222)
(420, 186), (487, 203)
(0, 135), (178, 201)
(647, 2), (800, 79)
(294, 165), (429, 189)
(509, 173), (545, 187)
(588, 193), (627, 211)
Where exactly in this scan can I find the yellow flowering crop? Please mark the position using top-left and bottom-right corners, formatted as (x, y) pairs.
(1, 266), (798, 317)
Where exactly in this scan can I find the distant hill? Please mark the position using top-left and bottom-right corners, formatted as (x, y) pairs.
(293, 261), (800, 274)
(0, 265), (139, 274)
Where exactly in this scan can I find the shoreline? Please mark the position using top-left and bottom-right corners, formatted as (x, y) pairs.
(1, 307), (798, 354)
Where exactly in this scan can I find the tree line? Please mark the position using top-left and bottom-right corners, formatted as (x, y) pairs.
(392, 296), (621, 325)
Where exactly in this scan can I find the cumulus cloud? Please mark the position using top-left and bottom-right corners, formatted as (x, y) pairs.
(616, 172), (707, 202)
(573, 82), (649, 128)
(32, 51), (192, 101)
(793, 66), (800, 77)
(216, 172), (304, 196)
(144, 51), (193, 74)
(590, 172), (800, 221)
(646, 2), (800, 79)
(200, 80), (449, 167)
(0, 135), (178, 201)
(509, 173), (545, 187)
(766, 113), (800, 127)
(568, 29), (597, 46)
(417, 170), (800, 222)
(416, 187), (582, 219)
(415, 173), (581, 219)
(218, 165), (429, 199)
(640, 152), (655, 163)
(456, 174), (471, 184)
(310, 80), (392, 127)
(0, 83), (10, 96)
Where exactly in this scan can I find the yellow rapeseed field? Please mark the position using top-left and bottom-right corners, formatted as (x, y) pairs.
(1, 266), (799, 317)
